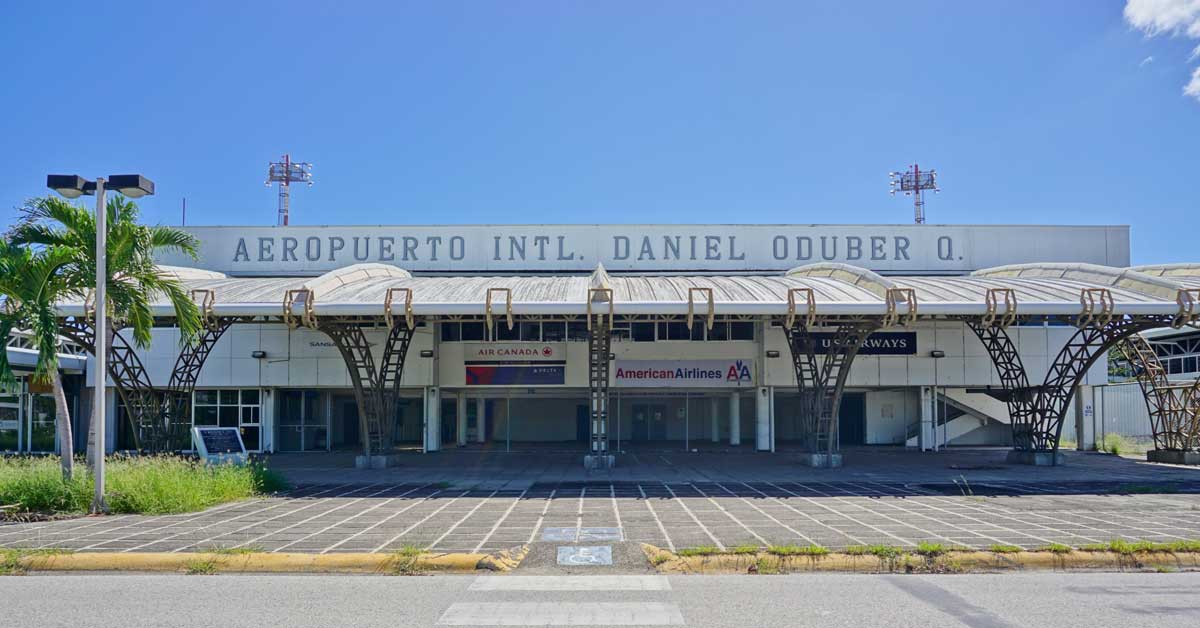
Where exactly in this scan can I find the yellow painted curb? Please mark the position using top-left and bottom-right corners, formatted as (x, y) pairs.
(641, 544), (1200, 574)
(16, 547), (529, 574)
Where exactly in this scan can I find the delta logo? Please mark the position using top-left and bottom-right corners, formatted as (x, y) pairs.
(726, 360), (752, 383)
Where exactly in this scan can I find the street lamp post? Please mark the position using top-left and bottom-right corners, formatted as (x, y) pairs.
(46, 174), (154, 513)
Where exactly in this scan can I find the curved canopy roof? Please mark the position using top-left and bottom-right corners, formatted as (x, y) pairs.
(53, 261), (1200, 319)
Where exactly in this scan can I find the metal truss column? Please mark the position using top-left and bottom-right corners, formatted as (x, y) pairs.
(60, 319), (161, 452)
(782, 315), (882, 467)
(163, 316), (234, 450)
(1118, 334), (1200, 457)
(967, 313), (1172, 461)
(586, 288), (614, 470)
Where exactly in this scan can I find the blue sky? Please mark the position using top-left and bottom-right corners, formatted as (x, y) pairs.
(0, 1), (1196, 264)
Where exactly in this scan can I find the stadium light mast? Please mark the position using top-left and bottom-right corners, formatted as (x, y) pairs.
(889, 163), (939, 224)
(265, 154), (313, 226)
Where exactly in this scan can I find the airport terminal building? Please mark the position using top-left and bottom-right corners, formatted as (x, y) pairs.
(9, 222), (1200, 466)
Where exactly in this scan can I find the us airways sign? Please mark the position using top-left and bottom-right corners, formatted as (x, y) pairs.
(161, 224), (1129, 275)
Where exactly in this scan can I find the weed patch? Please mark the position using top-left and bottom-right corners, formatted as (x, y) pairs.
(677, 545), (721, 557)
(0, 456), (287, 515)
(915, 542), (949, 557)
(390, 545), (424, 575)
(184, 558), (219, 575)
(989, 544), (1022, 554)
(728, 544), (759, 555)
(1038, 543), (1072, 554)
(767, 544), (829, 557)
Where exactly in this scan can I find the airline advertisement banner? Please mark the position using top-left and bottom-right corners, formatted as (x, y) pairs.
(614, 360), (754, 388)
(464, 342), (566, 386)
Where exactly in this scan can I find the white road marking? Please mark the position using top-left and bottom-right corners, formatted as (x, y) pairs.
(661, 482), (724, 550)
(469, 575), (670, 591)
(688, 483), (767, 546)
(711, 482), (817, 546)
(438, 602), (684, 626)
(321, 487), (445, 553)
(764, 481), (913, 546)
(474, 489), (527, 552)
(372, 490), (471, 552)
(525, 488), (557, 545)
(268, 484), (422, 552)
(637, 484), (674, 552)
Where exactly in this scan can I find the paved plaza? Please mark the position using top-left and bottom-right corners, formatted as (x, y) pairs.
(3, 448), (1200, 554)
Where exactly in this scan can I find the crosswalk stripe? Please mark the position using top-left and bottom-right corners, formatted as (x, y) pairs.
(469, 575), (670, 591)
(438, 602), (684, 626)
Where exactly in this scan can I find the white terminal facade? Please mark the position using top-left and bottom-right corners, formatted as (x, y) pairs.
(27, 222), (1200, 465)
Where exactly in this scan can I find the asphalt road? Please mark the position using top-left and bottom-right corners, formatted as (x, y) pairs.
(2, 572), (1197, 627)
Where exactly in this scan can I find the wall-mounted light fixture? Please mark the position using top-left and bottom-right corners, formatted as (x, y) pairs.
(251, 350), (267, 359)
(765, 350), (781, 358)
(929, 350), (945, 359)
(420, 349), (435, 358)
(608, 353), (616, 361)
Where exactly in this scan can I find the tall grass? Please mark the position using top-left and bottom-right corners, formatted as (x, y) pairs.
(0, 455), (286, 515)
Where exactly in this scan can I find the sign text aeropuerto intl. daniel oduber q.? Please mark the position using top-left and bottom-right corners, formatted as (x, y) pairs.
(159, 225), (1131, 275)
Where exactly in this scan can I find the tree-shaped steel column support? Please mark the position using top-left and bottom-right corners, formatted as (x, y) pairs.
(1118, 334), (1200, 454)
(966, 316), (1172, 456)
(317, 319), (416, 458)
(60, 319), (160, 451)
(162, 318), (234, 450)
(782, 316), (881, 463)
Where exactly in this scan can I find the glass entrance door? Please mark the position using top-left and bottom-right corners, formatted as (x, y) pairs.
(26, 393), (56, 452)
(277, 390), (326, 452)
(0, 394), (20, 452)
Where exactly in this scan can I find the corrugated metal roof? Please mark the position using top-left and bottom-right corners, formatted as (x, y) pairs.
(52, 261), (1200, 318)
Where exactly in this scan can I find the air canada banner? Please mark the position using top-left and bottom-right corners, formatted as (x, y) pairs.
(165, 224), (1130, 275)
(614, 360), (755, 388)
(464, 342), (566, 386)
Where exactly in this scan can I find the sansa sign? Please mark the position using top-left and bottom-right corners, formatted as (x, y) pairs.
(161, 224), (1130, 276)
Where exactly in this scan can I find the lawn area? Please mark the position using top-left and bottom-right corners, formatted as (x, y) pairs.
(0, 455), (287, 516)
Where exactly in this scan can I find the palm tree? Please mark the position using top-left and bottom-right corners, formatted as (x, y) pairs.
(12, 195), (203, 462)
(0, 240), (81, 479)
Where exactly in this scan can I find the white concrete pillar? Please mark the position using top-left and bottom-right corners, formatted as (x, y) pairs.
(919, 386), (934, 451)
(709, 397), (720, 443)
(729, 392), (741, 446)
(456, 391), (467, 447)
(424, 386), (441, 452)
(475, 397), (487, 443)
(755, 386), (771, 451)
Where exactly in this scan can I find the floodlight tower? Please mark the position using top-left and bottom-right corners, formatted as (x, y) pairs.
(889, 163), (939, 224)
(265, 154), (313, 226)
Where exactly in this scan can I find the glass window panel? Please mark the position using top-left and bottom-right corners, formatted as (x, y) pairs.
(567, 321), (588, 341)
(708, 322), (729, 341)
(519, 321), (541, 342)
(195, 390), (218, 405)
(219, 406), (239, 427)
(241, 406), (260, 424)
(495, 322), (519, 341)
(1184, 356), (1197, 373)
(542, 322), (566, 342)
(461, 322), (485, 341)
(440, 323), (461, 342)
(730, 322), (755, 340)
(240, 389), (259, 405)
(194, 406), (218, 426)
(219, 390), (238, 405)
(632, 322), (655, 342)
(690, 323), (705, 341)
(667, 322), (689, 340)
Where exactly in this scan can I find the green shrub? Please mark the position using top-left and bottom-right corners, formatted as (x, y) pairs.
(1039, 543), (1072, 554)
(865, 544), (904, 559)
(1102, 434), (1125, 456)
(676, 545), (721, 557)
(767, 544), (829, 557)
(0, 455), (287, 515)
(914, 542), (949, 557)
(844, 545), (869, 556)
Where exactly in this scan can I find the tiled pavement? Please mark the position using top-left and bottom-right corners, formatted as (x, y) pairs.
(4, 474), (1200, 553)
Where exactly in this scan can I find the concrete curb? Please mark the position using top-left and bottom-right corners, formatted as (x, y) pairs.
(14, 547), (530, 575)
(641, 544), (1200, 574)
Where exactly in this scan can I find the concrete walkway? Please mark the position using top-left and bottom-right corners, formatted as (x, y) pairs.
(2, 449), (1198, 554)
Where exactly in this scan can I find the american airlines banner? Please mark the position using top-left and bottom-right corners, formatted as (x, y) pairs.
(614, 360), (755, 388)
(161, 224), (1130, 275)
